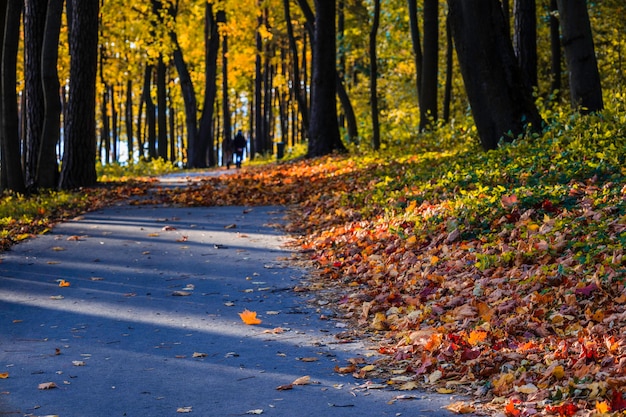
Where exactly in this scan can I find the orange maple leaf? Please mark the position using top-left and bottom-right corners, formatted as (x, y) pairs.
(505, 399), (521, 417)
(59, 280), (70, 287)
(238, 309), (262, 325)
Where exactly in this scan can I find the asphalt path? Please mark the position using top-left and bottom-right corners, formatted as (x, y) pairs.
(0, 194), (465, 415)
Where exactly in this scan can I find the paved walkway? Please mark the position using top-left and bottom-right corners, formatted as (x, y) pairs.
(0, 200), (463, 416)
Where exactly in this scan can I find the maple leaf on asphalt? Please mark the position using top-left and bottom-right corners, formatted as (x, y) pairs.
(238, 309), (262, 325)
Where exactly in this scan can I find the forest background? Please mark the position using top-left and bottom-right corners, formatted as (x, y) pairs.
(1, 0), (626, 415)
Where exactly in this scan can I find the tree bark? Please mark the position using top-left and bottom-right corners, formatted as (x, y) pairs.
(283, 0), (309, 137)
(549, 0), (560, 95)
(125, 79), (134, 161)
(420, 0), (438, 130)
(369, 0), (380, 150)
(24, 0), (46, 189)
(1, 0), (26, 193)
(556, 0), (603, 113)
(59, 0), (99, 189)
(194, 3), (220, 168)
(513, 0), (537, 89)
(407, 0), (422, 104)
(156, 55), (168, 160)
(296, 0), (357, 144)
(447, 0), (543, 151)
(221, 13), (231, 167)
(307, 0), (346, 157)
(37, 0), (63, 188)
(443, 15), (453, 123)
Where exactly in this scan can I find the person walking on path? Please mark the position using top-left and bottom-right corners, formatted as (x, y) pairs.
(233, 130), (247, 168)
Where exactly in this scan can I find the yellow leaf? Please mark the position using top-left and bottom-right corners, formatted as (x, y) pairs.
(552, 365), (565, 379)
(596, 401), (610, 414)
(238, 309), (262, 325)
(437, 387), (455, 394)
(398, 381), (419, 390)
(58, 280), (70, 287)
(430, 255), (439, 264)
(51, 246), (65, 251)
(0, 372), (8, 379)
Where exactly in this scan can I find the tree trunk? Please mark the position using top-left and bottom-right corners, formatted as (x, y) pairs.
(194, 3), (220, 168)
(442, 15), (453, 123)
(221, 14), (231, 167)
(369, 0), (380, 150)
(59, 0), (99, 189)
(110, 84), (118, 161)
(513, 0), (537, 89)
(125, 79), (133, 161)
(556, 0), (603, 113)
(296, 0), (357, 144)
(253, 1), (264, 161)
(142, 65), (156, 159)
(1, 0), (26, 193)
(307, 0), (346, 157)
(447, 0), (543, 151)
(283, 0), (309, 136)
(37, 0), (63, 189)
(156, 55), (168, 160)
(420, 0), (438, 130)
(549, 0), (560, 95)
(24, 0), (46, 189)
(407, 0), (422, 104)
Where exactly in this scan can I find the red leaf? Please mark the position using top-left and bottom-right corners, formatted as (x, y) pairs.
(546, 402), (579, 417)
(460, 348), (481, 361)
(611, 391), (626, 412)
(575, 283), (599, 296)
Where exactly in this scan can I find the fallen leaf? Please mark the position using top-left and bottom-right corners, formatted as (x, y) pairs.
(224, 223), (237, 229)
(72, 361), (86, 366)
(238, 309), (262, 325)
(0, 373), (8, 379)
(176, 406), (192, 413)
(298, 357), (319, 362)
(504, 399), (521, 417)
(192, 352), (207, 358)
(292, 375), (311, 385)
(246, 410), (263, 415)
(50, 295), (64, 300)
(58, 280), (70, 287)
(596, 401), (610, 414)
(172, 291), (191, 296)
(38, 382), (58, 390)
(276, 384), (293, 391)
(162, 225), (177, 231)
(444, 401), (475, 414)
(51, 246), (65, 251)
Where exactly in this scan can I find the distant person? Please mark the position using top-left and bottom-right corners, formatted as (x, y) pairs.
(233, 130), (247, 168)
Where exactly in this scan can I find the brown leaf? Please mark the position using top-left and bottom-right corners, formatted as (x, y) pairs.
(276, 384), (293, 391)
(38, 382), (57, 390)
(292, 375), (311, 385)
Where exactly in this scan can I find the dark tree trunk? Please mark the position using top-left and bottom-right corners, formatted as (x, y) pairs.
(549, 0), (560, 95)
(125, 79), (133, 161)
(420, 0), (438, 130)
(100, 82), (110, 164)
(2, 0), (26, 193)
(307, 0), (346, 157)
(296, 0), (357, 144)
(556, 0), (603, 113)
(59, 0), (99, 189)
(513, 0), (537, 89)
(253, 1), (264, 161)
(24, 0), (46, 189)
(407, 0), (422, 104)
(156, 55), (168, 160)
(283, 0), (309, 136)
(142, 65), (156, 159)
(110, 84), (118, 161)
(443, 15), (453, 123)
(447, 0), (543, 151)
(369, 0), (380, 150)
(195, 3), (220, 168)
(221, 14), (231, 167)
(38, 0), (63, 188)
